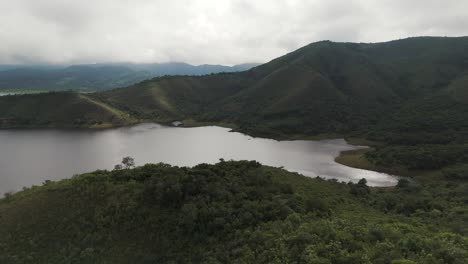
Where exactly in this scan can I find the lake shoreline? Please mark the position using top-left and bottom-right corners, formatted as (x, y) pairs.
(1, 120), (399, 182)
(0, 123), (399, 195)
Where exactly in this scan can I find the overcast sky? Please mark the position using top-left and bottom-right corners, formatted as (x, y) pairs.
(1, 0), (467, 65)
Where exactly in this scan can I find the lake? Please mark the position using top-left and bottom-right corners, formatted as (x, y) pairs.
(0, 123), (398, 194)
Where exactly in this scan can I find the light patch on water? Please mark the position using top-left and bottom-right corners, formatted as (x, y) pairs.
(0, 123), (398, 194)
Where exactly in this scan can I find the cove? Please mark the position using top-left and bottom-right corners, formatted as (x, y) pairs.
(0, 123), (398, 194)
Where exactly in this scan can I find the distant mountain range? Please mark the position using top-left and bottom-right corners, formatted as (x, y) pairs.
(0, 62), (259, 92)
(1, 37), (467, 144)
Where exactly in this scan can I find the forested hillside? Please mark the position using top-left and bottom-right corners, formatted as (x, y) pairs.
(1, 37), (467, 136)
(90, 37), (468, 138)
(0, 63), (258, 92)
(0, 92), (136, 128)
(1, 161), (467, 263)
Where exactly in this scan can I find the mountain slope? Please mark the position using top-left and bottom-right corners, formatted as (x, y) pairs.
(1, 161), (466, 263)
(0, 65), (150, 92)
(1, 37), (468, 139)
(0, 63), (259, 92)
(92, 37), (468, 138)
(126, 62), (259, 76)
(0, 92), (136, 128)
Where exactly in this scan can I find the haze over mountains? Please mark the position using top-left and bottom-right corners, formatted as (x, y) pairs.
(0, 62), (259, 92)
(0, 37), (467, 142)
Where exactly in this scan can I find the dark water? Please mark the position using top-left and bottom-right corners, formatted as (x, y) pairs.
(0, 123), (398, 194)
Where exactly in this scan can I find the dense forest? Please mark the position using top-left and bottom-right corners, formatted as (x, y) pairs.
(1, 161), (467, 263)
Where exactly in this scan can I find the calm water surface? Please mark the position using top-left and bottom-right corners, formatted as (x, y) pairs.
(0, 123), (398, 194)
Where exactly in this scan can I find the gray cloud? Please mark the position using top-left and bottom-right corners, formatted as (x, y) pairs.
(0, 0), (467, 65)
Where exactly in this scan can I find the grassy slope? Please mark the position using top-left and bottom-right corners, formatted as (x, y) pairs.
(91, 37), (468, 138)
(94, 73), (249, 123)
(1, 161), (466, 264)
(0, 92), (137, 128)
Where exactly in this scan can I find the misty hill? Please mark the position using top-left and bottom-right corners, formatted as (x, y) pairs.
(125, 62), (259, 76)
(0, 62), (259, 92)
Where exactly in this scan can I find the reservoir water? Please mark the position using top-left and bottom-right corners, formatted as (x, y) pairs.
(0, 123), (398, 194)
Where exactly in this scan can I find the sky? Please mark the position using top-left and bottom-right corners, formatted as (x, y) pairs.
(1, 0), (467, 65)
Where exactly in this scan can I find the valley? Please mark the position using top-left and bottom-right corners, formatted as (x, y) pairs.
(1, 37), (467, 263)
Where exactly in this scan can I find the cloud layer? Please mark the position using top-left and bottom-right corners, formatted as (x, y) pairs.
(1, 0), (467, 65)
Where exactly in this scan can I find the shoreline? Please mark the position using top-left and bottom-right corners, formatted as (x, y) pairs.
(0, 122), (401, 193)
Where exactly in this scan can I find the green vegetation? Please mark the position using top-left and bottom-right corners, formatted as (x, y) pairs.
(366, 144), (468, 170)
(0, 63), (259, 92)
(1, 37), (468, 263)
(94, 37), (468, 184)
(1, 161), (467, 263)
(335, 149), (386, 173)
(0, 92), (137, 128)
(88, 37), (468, 139)
(0, 65), (151, 92)
(2, 37), (468, 138)
(0, 37), (467, 134)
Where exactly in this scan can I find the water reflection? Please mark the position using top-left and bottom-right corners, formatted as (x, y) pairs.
(0, 123), (398, 194)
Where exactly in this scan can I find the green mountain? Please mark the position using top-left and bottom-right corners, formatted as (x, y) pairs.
(0, 63), (259, 92)
(1, 37), (468, 166)
(87, 37), (468, 139)
(0, 92), (136, 128)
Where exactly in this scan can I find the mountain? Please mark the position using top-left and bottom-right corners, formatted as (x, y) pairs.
(1, 37), (468, 170)
(94, 37), (468, 138)
(2, 37), (468, 136)
(0, 63), (259, 92)
(125, 62), (259, 76)
(0, 92), (136, 128)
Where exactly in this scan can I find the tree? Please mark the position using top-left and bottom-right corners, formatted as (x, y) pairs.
(122, 156), (135, 169)
(397, 178), (410, 188)
(350, 178), (370, 197)
(114, 156), (135, 170)
(358, 178), (367, 186)
(3, 191), (12, 199)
